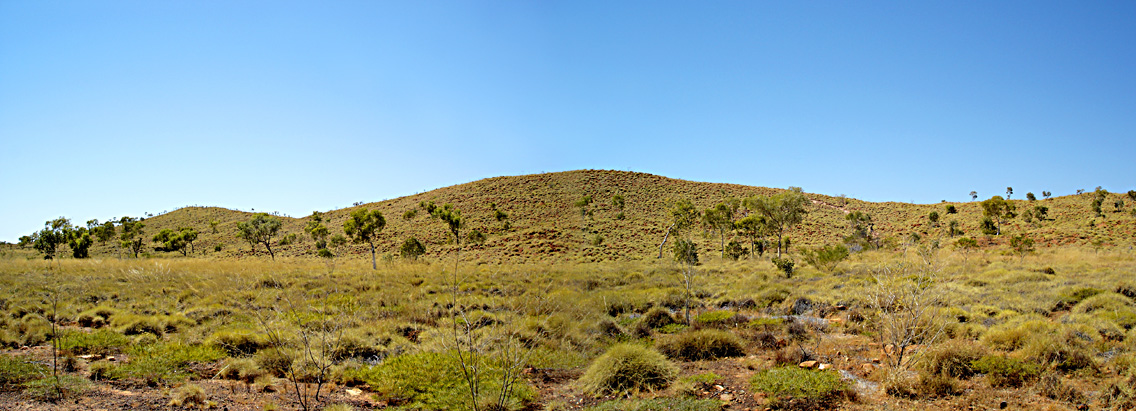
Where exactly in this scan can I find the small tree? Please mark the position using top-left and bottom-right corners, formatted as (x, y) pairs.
(945, 204), (957, 214)
(118, 217), (146, 258)
(702, 202), (735, 258)
(466, 229), (486, 245)
(400, 237), (426, 260)
(612, 194), (625, 220)
(1009, 234), (1034, 262)
(1006, 187), (1013, 199)
(735, 215), (767, 258)
(970, 191), (978, 201)
(1026, 192), (1036, 202)
(927, 211), (940, 227)
(32, 218), (71, 260)
(980, 196), (1014, 235)
(209, 219), (220, 234)
(844, 211), (876, 250)
(304, 211), (331, 256)
(673, 238), (699, 324)
(657, 199), (699, 258)
(868, 263), (946, 369)
(745, 187), (808, 258)
(955, 237), (978, 262)
(1043, 191), (1052, 200)
(1127, 190), (1136, 202)
(947, 220), (962, 237)
(152, 228), (195, 256)
(237, 213), (283, 260)
(801, 244), (849, 273)
(67, 227), (92, 259)
(343, 208), (385, 269)
(1091, 187), (1108, 217)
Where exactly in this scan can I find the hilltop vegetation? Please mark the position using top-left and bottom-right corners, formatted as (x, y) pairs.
(10, 170), (1136, 264)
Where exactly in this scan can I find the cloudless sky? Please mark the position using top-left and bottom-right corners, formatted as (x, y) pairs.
(2, 1), (1135, 241)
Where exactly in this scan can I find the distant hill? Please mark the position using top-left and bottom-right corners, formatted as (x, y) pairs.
(23, 170), (1136, 262)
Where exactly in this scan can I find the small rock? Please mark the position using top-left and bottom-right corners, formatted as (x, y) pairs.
(714, 384), (725, 391)
(798, 360), (818, 369)
(78, 354), (99, 360)
(346, 388), (363, 396)
(818, 363), (832, 370)
(720, 393), (734, 402)
(871, 357), (881, 364)
(106, 356), (117, 362)
(860, 364), (876, 374)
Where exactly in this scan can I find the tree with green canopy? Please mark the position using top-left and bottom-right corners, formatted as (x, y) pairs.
(702, 202), (735, 258)
(343, 208), (385, 269)
(118, 217), (146, 258)
(237, 213), (283, 260)
(735, 215), (767, 258)
(657, 199), (700, 258)
(745, 187), (808, 258)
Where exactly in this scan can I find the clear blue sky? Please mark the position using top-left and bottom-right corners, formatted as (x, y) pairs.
(2, 1), (1135, 241)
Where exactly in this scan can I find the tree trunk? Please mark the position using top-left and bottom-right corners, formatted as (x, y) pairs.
(370, 241), (377, 270)
(719, 229), (725, 259)
(657, 224), (676, 258)
(776, 230), (783, 258)
(264, 241), (275, 260)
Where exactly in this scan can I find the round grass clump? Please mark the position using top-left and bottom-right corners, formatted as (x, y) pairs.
(656, 329), (745, 361)
(750, 366), (852, 409)
(641, 307), (675, 329)
(578, 344), (677, 395)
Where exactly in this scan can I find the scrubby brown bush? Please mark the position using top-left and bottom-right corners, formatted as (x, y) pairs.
(595, 318), (626, 338)
(642, 307), (675, 329)
(656, 329), (745, 361)
(255, 348), (294, 378)
(218, 358), (266, 383)
(1037, 373), (1086, 404)
(168, 383), (206, 407)
(578, 344), (677, 395)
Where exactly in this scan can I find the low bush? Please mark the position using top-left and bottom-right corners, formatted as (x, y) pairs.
(1019, 334), (1095, 372)
(656, 329), (745, 361)
(641, 307), (675, 329)
(355, 351), (535, 411)
(595, 318), (626, 338)
(750, 367), (852, 410)
(217, 358), (265, 383)
(584, 398), (722, 411)
(1037, 373), (1086, 404)
(75, 306), (118, 328)
(917, 340), (986, 379)
(916, 373), (962, 398)
(206, 329), (270, 357)
(694, 310), (740, 327)
(114, 342), (227, 384)
(58, 329), (130, 356)
(0, 354), (47, 390)
(972, 355), (1040, 388)
(22, 375), (90, 402)
(578, 344), (677, 395)
(255, 348), (294, 378)
(168, 383), (206, 407)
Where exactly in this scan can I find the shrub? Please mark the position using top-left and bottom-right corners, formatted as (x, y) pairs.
(168, 383), (206, 407)
(75, 306), (117, 328)
(1052, 287), (1104, 311)
(356, 351), (535, 411)
(58, 329), (129, 356)
(255, 348), (294, 378)
(217, 358), (265, 383)
(972, 355), (1040, 388)
(771, 257), (795, 278)
(917, 340), (986, 379)
(641, 307), (675, 329)
(584, 398), (721, 411)
(1019, 334), (1095, 372)
(595, 318), (626, 338)
(22, 375), (90, 402)
(207, 329), (271, 357)
(915, 373), (961, 398)
(656, 329), (745, 361)
(1037, 373), (1085, 404)
(578, 344), (677, 395)
(694, 310), (741, 327)
(329, 334), (386, 362)
(115, 342), (227, 384)
(0, 354), (47, 389)
(750, 367), (852, 409)
(87, 360), (122, 381)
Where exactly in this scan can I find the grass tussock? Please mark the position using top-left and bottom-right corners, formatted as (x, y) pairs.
(578, 344), (677, 395)
(656, 329), (745, 361)
(750, 367), (853, 410)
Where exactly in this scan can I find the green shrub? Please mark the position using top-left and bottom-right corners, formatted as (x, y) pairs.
(641, 307), (675, 329)
(22, 375), (89, 402)
(595, 318), (626, 338)
(58, 329), (129, 356)
(915, 373), (961, 398)
(329, 334), (386, 362)
(115, 342), (227, 384)
(578, 344), (678, 395)
(917, 340), (986, 379)
(0, 354), (47, 389)
(750, 367), (852, 409)
(206, 329), (270, 356)
(355, 351), (534, 411)
(75, 306), (118, 328)
(657, 329), (745, 361)
(88, 360), (122, 381)
(972, 355), (1040, 388)
(1019, 334), (1095, 372)
(694, 310), (739, 327)
(584, 398), (722, 411)
(1052, 287), (1104, 311)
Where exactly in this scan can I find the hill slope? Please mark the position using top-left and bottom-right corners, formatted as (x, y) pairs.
(75, 170), (1136, 262)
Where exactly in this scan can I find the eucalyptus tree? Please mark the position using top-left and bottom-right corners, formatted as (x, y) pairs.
(343, 208), (385, 269)
(237, 213), (283, 260)
(745, 187), (808, 258)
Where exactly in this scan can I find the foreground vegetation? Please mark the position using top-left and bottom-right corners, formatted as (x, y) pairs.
(2, 242), (1136, 410)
